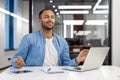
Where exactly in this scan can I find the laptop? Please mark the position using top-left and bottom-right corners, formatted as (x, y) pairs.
(63, 47), (110, 72)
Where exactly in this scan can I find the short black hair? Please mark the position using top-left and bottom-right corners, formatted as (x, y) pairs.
(39, 8), (55, 19)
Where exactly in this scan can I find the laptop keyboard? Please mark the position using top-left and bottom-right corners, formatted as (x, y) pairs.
(63, 66), (81, 72)
(74, 67), (81, 70)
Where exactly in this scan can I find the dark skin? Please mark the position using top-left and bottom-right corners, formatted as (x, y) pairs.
(14, 10), (89, 67)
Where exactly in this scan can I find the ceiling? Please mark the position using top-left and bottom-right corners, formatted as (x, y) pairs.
(44, 0), (108, 17)
(45, 0), (108, 6)
(31, 0), (109, 26)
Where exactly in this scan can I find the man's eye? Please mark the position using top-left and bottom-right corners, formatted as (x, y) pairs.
(44, 16), (49, 18)
(51, 16), (55, 19)
(44, 16), (55, 19)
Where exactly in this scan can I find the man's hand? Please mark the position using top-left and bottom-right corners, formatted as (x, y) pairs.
(75, 49), (89, 64)
(14, 56), (26, 68)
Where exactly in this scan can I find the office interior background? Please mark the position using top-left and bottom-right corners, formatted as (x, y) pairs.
(0, 0), (120, 69)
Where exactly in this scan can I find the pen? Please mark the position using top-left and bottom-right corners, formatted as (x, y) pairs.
(47, 68), (51, 72)
(12, 70), (32, 74)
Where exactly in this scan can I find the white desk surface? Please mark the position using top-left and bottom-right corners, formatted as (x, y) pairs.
(0, 66), (120, 80)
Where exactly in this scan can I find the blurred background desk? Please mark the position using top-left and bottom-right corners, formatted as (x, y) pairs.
(0, 66), (120, 80)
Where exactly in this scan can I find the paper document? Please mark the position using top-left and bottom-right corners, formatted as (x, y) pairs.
(41, 68), (64, 74)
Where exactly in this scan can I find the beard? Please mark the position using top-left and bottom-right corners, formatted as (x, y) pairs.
(42, 25), (54, 30)
(41, 21), (55, 31)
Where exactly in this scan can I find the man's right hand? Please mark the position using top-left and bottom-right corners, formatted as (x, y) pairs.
(14, 56), (26, 68)
(75, 49), (89, 64)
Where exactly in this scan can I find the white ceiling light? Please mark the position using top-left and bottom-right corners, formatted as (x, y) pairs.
(53, 5), (56, 8)
(63, 20), (84, 25)
(60, 11), (89, 14)
(76, 31), (91, 36)
(57, 15), (60, 17)
(0, 8), (10, 14)
(10, 13), (21, 19)
(54, 9), (57, 12)
(10, 13), (29, 23)
(0, 7), (28, 23)
(96, 5), (109, 9)
(58, 5), (92, 9)
(85, 20), (108, 25)
(50, 0), (53, 3)
(93, 0), (102, 11)
(56, 12), (59, 15)
(93, 10), (108, 14)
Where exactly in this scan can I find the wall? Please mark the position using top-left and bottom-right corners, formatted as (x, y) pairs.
(0, 0), (29, 69)
(32, 0), (45, 32)
(0, 0), (10, 68)
(16, 0), (29, 48)
(112, 0), (120, 67)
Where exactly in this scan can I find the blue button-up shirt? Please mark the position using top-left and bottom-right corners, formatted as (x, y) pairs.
(11, 31), (77, 67)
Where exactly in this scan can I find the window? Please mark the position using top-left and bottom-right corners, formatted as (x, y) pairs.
(4, 0), (15, 50)
(4, 0), (29, 50)
(31, 0), (111, 65)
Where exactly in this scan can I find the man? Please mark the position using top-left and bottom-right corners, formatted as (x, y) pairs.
(11, 9), (89, 68)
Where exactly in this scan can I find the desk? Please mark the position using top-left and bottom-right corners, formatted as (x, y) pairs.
(0, 66), (120, 80)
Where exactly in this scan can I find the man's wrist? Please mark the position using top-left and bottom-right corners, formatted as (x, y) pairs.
(75, 57), (79, 64)
(75, 57), (84, 65)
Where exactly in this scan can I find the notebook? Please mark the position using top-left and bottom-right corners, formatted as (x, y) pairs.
(63, 47), (110, 72)
(41, 68), (64, 74)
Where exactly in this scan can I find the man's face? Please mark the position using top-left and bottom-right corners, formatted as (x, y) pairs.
(39, 10), (55, 31)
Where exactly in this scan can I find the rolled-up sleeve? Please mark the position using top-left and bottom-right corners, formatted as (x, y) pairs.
(11, 35), (30, 67)
(62, 39), (78, 66)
